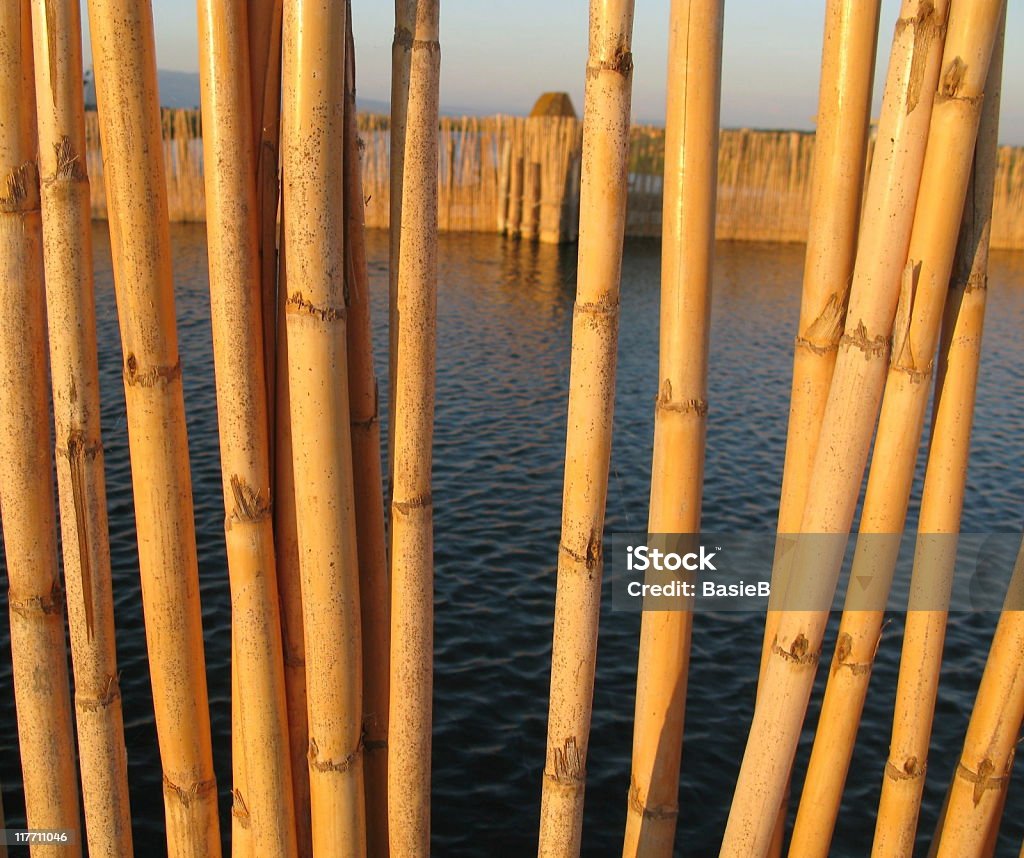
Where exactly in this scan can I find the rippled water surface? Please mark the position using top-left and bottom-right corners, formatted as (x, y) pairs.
(2, 225), (1024, 856)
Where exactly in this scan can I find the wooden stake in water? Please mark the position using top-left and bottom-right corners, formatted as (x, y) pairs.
(0, 3), (82, 852)
(29, 0), (133, 852)
(538, 2), (635, 855)
(85, 0), (221, 853)
(622, 2), (722, 855)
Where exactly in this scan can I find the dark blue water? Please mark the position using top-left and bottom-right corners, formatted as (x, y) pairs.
(1, 225), (1023, 856)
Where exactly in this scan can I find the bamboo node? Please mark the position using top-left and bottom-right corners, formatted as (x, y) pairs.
(229, 475), (272, 524)
(656, 381), (708, 417)
(231, 788), (250, 827)
(0, 162), (40, 213)
(546, 736), (585, 787)
(393, 492), (433, 516)
(939, 57), (967, 99)
(8, 579), (66, 618)
(162, 774), (217, 807)
(627, 780), (678, 820)
(832, 633), (872, 676)
(285, 291), (346, 322)
(955, 758), (1008, 807)
(839, 321), (888, 360)
(123, 354), (182, 388)
(364, 738), (388, 753)
(771, 633), (818, 666)
(960, 272), (988, 293)
(412, 39), (441, 54)
(586, 49), (633, 79)
(884, 756), (926, 782)
(51, 136), (88, 183)
(393, 25), (413, 50)
(559, 532), (602, 571)
(897, 2), (947, 115)
(574, 298), (620, 318)
(308, 736), (363, 773)
(797, 292), (847, 354)
(76, 674), (122, 712)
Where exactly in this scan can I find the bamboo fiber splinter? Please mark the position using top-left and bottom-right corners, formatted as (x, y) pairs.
(29, 0), (133, 853)
(197, 0), (297, 854)
(538, 2), (636, 855)
(281, 0), (366, 851)
(85, 0), (221, 853)
(622, 1), (722, 855)
(0, 2), (82, 851)
(721, 3), (950, 853)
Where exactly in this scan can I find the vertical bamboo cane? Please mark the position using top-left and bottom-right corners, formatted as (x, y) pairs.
(29, 0), (133, 853)
(792, 14), (1005, 856)
(621, 2), (722, 855)
(85, 0), (221, 853)
(388, 1), (440, 853)
(721, 3), (950, 853)
(197, 0), (297, 854)
(281, 0), (366, 852)
(343, 10), (391, 854)
(0, 2), (82, 852)
(870, 7), (1006, 854)
(537, 2), (635, 855)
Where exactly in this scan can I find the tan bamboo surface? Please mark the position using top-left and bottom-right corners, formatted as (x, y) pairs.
(281, 0), (366, 851)
(29, 0), (133, 853)
(0, 2), (82, 852)
(388, 1), (440, 852)
(793, 14), (1005, 857)
(870, 6), (1006, 853)
(720, 2), (951, 853)
(344, 12), (391, 854)
(230, 646), (252, 858)
(538, 1), (635, 855)
(197, 0), (297, 854)
(272, 222), (314, 857)
(85, 0), (221, 854)
(622, 1), (723, 855)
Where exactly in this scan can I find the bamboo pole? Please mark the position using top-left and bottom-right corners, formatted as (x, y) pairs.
(86, 0), (221, 854)
(792, 15), (1005, 856)
(0, 2), (82, 852)
(621, 2), (722, 855)
(282, 0), (366, 852)
(934, 544), (1024, 857)
(537, 2), (635, 855)
(29, 0), (133, 853)
(870, 7), (1006, 853)
(272, 218), (313, 857)
(720, 3), (950, 853)
(197, 0), (297, 854)
(343, 10), (391, 854)
(388, 1), (440, 852)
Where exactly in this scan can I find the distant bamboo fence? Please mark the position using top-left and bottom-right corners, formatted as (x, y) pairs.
(83, 109), (1024, 250)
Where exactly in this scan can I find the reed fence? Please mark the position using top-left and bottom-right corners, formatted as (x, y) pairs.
(82, 109), (1024, 250)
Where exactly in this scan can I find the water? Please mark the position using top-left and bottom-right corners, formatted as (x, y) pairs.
(1, 224), (1023, 856)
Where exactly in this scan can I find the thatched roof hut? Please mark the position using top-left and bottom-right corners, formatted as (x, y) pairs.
(529, 92), (577, 119)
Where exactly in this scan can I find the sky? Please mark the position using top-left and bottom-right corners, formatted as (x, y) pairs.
(80, 0), (1024, 144)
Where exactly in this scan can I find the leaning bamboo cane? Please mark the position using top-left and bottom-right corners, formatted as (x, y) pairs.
(388, 1), (440, 852)
(934, 542), (1024, 857)
(281, 0), (366, 851)
(538, 3), (635, 855)
(343, 11), (392, 854)
(28, 0), (133, 853)
(721, 3), (950, 853)
(870, 8), (1006, 853)
(197, 0), (297, 854)
(85, 0), (221, 853)
(0, 3), (82, 851)
(792, 16), (1005, 856)
(622, 2), (722, 855)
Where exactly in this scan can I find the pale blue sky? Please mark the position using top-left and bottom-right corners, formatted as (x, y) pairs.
(81, 0), (1024, 143)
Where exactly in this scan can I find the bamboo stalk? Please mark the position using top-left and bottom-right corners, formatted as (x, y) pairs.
(720, 3), (950, 853)
(792, 14), (1005, 857)
(621, 2), (722, 855)
(869, 8), (1006, 853)
(343, 10), (391, 854)
(388, 1), (440, 852)
(197, 0), (297, 853)
(282, 0), (366, 852)
(231, 639), (252, 856)
(85, 0), (221, 853)
(0, 2), (82, 852)
(537, 2), (635, 855)
(29, 0), (133, 853)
